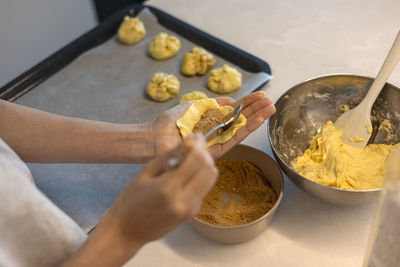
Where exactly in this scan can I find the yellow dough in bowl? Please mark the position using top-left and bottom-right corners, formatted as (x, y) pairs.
(148, 32), (181, 60)
(179, 91), (208, 103)
(176, 98), (246, 146)
(207, 64), (242, 94)
(292, 121), (400, 190)
(146, 73), (180, 102)
(117, 16), (146, 45)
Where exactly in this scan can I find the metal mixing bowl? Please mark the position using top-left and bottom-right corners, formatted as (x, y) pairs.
(190, 144), (284, 243)
(268, 74), (400, 205)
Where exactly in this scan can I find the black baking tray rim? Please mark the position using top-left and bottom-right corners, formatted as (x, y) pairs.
(0, 4), (272, 101)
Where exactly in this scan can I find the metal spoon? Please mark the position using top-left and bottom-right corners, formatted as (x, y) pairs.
(166, 104), (243, 169)
(334, 30), (400, 148)
(204, 104), (243, 140)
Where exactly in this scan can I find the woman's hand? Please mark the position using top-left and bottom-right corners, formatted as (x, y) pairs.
(63, 134), (218, 266)
(151, 91), (276, 158)
(209, 91), (276, 158)
(106, 133), (218, 245)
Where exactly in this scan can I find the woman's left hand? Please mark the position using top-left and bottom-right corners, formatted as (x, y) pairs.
(151, 91), (276, 158)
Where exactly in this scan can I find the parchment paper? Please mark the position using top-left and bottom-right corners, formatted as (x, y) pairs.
(15, 8), (271, 232)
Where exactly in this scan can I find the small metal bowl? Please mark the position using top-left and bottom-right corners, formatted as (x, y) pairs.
(190, 144), (284, 244)
(268, 74), (400, 205)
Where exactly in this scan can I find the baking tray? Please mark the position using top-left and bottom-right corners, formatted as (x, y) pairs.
(1, 4), (273, 232)
(0, 4), (271, 101)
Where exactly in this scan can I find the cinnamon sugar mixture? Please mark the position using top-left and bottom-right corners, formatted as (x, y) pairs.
(197, 158), (276, 226)
(192, 109), (224, 135)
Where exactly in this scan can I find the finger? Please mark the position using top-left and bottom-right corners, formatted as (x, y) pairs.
(208, 103), (275, 158)
(231, 91), (267, 110)
(141, 134), (197, 178)
(182, 159), (218, 206)
(215, 97), (234, 106)
(240, 97), (274, 118)
(244, 103), (276, 122)
(160, 133), (211, 186)
(178, 159), (218, 220)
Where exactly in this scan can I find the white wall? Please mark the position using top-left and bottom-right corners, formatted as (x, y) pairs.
(0, 0), (97, 87)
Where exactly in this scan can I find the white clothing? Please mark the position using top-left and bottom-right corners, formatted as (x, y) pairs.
(0, 138), (87, 266)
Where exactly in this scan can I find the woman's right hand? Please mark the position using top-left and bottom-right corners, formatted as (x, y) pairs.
(106, 132), (218, 244)
(63, 133), (218, 267)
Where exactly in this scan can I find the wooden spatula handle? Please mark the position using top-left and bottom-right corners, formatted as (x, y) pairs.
(365, 30), (400, 111)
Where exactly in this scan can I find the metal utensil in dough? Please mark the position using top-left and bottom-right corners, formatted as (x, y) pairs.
(165, 104), (243, 169)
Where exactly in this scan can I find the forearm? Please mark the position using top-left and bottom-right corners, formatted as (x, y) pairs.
(62, 211), (143, 267)
(0, 100), (154, 163)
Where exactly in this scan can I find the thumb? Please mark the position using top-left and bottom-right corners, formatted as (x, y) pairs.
(141, 133), (199, 179)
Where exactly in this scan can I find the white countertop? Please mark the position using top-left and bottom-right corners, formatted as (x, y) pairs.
(125, 0), (400, 266)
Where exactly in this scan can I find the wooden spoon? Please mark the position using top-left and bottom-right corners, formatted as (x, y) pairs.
(334, 31), (400, 148)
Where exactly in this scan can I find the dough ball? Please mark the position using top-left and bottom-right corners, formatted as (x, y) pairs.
(148, 33), (181, 60)
(117, 16), (146, 45)
(207, 64), (242, 94)
(146, 73), (180, 102)
(179, 91), (208, 103)
(176, 98), (246, 146)
(181, 47), (215, 76)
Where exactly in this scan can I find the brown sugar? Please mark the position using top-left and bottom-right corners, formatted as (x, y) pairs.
(193, 108), (224, 135)
(196, 158), (277, 226)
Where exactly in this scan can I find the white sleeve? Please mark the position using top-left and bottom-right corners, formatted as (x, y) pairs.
(0, 139), (87, 267)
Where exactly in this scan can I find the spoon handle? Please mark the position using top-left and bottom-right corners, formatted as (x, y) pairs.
(164, 124), (223, 170)
(365, 30), (400, 111)
(164, 123), (228, 170)
(203, 124), (224, 140)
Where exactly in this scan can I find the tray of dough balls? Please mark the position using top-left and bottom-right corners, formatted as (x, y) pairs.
(6, 5), (272, 124)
